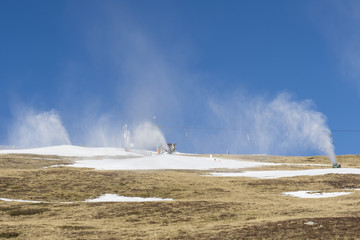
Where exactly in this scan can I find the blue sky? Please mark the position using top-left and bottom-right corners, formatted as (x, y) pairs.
(0, 0), (359, 155)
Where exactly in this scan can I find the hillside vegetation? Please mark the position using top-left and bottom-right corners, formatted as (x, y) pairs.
(1, 154), (360, 239)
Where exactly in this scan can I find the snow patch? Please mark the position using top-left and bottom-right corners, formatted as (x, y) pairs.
(282, 191), (352, 198)
(0, 194), (173, 203)
(208, 168), (360, 179)
(0, 198), (44, 203)
(0, 198), (72, 204)
(85, 194), (173, 202)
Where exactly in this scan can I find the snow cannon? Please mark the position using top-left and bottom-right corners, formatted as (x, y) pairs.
(332, 163), (341, 168)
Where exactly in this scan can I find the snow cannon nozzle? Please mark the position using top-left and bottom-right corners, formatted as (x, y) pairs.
(332, 163), (341, 168)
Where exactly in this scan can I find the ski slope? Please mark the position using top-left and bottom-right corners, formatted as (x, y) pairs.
(0, 145), (141, 157)
(67, 154), (272, 170)
(0, 145), (273, 170)
(2, 145), (360, 178)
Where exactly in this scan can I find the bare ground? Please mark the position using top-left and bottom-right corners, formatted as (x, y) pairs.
(0, 154), (360, 239)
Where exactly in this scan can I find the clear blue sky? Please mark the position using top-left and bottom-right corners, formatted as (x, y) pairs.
(0, 0), (359, 155)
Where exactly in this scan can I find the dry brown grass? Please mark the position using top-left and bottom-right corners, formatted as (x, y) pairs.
(0, 154), (72, 169)
(0, 154), (360, 239)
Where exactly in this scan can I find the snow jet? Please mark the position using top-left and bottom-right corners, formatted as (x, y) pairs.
(209, 92), (336, 164)
(132, 122), (168, 151)
(6, 105), (168, 152)
(79, 115), (124, 148)
(9, 109), (71, 148)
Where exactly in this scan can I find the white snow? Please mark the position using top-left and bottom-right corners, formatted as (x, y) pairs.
(0, 198), (73, 204)
(2, 145), (360, 180)
(0, 145), (141, 157)
(0, 144), (279, 170)
(85, 194), (173, 202)
(0, 194), (173, 203)
(67, 154), (273, 170)
(0, 198), (44, 203)
(209, 168), (360, 179)
(282, 191), (353, 198)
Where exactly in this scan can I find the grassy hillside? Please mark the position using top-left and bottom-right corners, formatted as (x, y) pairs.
(1, 154), (360, 239)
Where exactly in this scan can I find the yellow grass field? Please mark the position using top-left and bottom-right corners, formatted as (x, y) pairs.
(1, 154), (360, 239)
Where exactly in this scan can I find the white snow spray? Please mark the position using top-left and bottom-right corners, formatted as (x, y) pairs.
(79, 114), (124, 147)
(132, 122), (168, 151)
(209, 92), (336, 164)
(9, 109), (71, 148)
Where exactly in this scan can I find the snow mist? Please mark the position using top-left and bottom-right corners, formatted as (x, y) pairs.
(132, 122), (168, 151)
(9, 109), (71, 148)
(209, 93), (336, 164)
(80, 115), (124, 147)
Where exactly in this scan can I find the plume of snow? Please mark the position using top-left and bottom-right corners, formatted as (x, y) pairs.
(209, 92), (336, 164)
(80, 115), (124, 147)
(132, 122), (168, 151)
(9, 109), (71, 148)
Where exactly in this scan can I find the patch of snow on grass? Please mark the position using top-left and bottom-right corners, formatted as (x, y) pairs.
(85, 194), (173, 202)
(209, 168), (360, 179)
(0, 198), (73, 204)
(0, 194), (173, 203)
(0, 198), (43, 203)
(283, 191), (352, 198)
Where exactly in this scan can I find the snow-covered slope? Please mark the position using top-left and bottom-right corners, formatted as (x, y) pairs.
(2, 145), (360, 179)
(68, 154), (272, 170)
(0, 145), (273, 170)
(0, 145), (141, 157)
